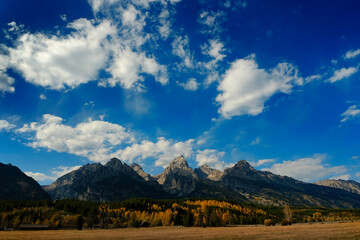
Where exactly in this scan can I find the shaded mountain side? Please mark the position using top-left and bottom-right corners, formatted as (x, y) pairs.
(130, 163), (154, 181)
(44, 158), (171, 202)
(316, 179), (360, 195)
(220, 161), (360, 208)
(0, 162), (50, 201)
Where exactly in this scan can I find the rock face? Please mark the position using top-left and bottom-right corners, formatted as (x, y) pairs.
(316, 179), (360, 195)
(195, 164), (224, 181)
(154, 156), (198, 196)
(130, 163), (153, 181)
(0, 162), (50, 200)
(44, 158), (170, 202)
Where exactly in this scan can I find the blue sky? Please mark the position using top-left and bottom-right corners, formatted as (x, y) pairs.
(0, 0), (359, 185)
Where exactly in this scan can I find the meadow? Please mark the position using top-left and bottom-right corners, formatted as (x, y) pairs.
(1, 222), (360, 240)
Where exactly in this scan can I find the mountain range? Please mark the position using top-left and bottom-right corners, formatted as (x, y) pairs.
(1, 156), (360, 208)
(42, 156), (360, 208)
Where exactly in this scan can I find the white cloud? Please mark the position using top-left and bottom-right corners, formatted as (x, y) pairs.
(0, 53), (15, 94)
(198, 11), (226, 35)
(304, 74), (322, 83)
(201, 39), (226, 86)
(116, 137), (194, 168)
(17, 114), (135, 162)
(15, 114), (197, 168)
(249, 158), (276, 167)
(177, 78), (199, 91)
(39, 94), (47, 100)
(195, 149), (226, 170)
(25, 172), (56, 182)
(25, 165), (81, 182)
(341, 105), (360, 123)
(158, 9), (171, 39)
(1, 2), (170, 92)
(262, 154), (347, 182)
(60, 14), (67, 21)
(250, 137), (261, 145)
(7, 21), (24, 33)
(327, 67), (358, 83)
(330, 174), (350, 181)
(7, 18), (115, 90)
(344, 49), (360, 59)
(201, 39), (226, 62)
(172, 36), (194, 68)
(105, 47), (168, 90)
(216, 55), (303, 118)
(0, 120), (16, 131)
(51, 165), (82, 178)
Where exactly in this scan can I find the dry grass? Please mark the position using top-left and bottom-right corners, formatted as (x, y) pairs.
(1, 222), (360, 240)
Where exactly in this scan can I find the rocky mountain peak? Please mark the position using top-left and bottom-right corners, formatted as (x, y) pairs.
(130, 163), (152, 181)
(168, 155), (189, 169)
(106, 158), (123, 169)
(195, 164), (224, 181)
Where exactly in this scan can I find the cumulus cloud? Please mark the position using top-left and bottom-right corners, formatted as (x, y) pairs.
(195, 149), (226, 170)
(262, 154), (348, 182)
(216, 55), (303, 118)
(105, 47), (168, 90)
(15, 114), (198, 168)
(327, 67), (358, 83)
(17, 114), (135, 162)
(7, 19), (115, 90)
(177, 78), (199, 91)
(25, 165), (81, 182)
(0, 120), (16, 131)
(0, 1), (172, 92)
(344, 49), (360, 59)
(341, 105), (360, 123)
(115, 137), (194, 168)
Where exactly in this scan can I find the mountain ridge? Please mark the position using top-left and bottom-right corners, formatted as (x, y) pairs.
(7, 156), (359, 208)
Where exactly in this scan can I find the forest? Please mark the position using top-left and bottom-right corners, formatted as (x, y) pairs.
(1, 198), (360, 230)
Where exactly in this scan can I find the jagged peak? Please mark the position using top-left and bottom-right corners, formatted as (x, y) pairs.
(234, 160), (253, 168)
(105, 158), (123, 169)
(168, 155), (189, 169)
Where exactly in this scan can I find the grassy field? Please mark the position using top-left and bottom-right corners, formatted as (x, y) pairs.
(1, 222), (360, 240)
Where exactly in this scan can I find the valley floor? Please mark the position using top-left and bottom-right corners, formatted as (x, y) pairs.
(1, 222), (360, 240)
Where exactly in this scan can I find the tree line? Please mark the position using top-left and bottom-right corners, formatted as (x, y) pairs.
(0, 198), (359, 230)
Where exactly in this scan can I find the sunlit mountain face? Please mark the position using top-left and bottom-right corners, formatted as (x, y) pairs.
(0, 0), (359, 186)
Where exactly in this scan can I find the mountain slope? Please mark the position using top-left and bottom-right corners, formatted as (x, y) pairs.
(316, 179), (360, 195)
(220, 160), (360, 208)
(44, 158), (171, 201)
(0, 162), (50, 200)
(194, 164), (224, 181)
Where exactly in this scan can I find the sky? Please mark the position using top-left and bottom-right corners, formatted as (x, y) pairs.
(0, 0), (360, 185)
